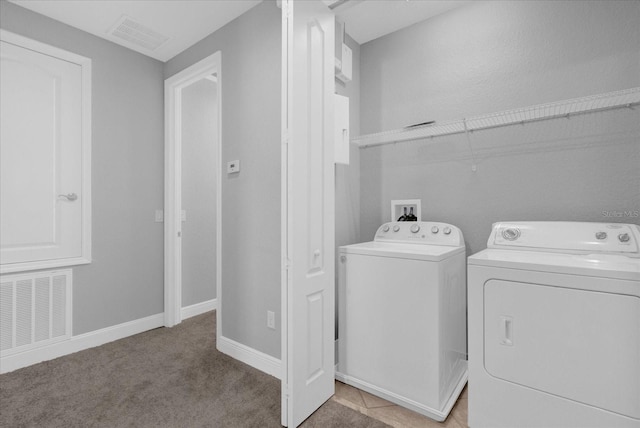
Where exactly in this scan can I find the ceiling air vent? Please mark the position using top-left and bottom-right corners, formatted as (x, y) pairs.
(108, 15), (170, 52)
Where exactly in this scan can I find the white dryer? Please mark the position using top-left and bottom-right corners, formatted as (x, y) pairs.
(468, 221), (640, 428)
(336, 221), (468, 421)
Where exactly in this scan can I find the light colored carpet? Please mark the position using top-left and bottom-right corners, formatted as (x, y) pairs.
(0, 311), (388, 428)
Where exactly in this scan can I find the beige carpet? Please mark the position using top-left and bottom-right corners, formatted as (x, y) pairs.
(0, 311), (388, 428)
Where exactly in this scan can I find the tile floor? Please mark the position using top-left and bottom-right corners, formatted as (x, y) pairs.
(332, 381), (468, 428)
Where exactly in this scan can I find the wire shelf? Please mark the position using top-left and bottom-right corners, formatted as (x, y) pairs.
(353, 87), (640, 148)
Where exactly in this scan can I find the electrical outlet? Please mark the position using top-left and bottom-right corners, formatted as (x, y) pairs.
(267, 311), (275, 330)
(227, 160), (240, 174)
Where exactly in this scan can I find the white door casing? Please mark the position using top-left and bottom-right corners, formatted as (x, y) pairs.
(0, 30), (91, 274)
(281, 1), (335, 426)
(164, 52), (221, 329)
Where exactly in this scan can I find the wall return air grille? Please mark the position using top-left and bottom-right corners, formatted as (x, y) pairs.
(0, 269), (72, 356)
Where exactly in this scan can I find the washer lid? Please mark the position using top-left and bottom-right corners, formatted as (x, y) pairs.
(468, 248), (640, 281)
(340, 241), (465, 262)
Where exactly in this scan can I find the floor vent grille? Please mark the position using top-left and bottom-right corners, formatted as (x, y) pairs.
(0, 269), (72, 357)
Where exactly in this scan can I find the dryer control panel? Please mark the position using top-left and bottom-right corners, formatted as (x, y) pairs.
(374, 222), (464, 247)
(488, 221), (640, 257)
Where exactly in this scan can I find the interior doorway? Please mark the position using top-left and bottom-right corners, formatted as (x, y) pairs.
(164, 52), (222, 336)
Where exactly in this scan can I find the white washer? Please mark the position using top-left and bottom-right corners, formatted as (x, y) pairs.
(336, 221), (468, 421)
(468, 221), (640, 428)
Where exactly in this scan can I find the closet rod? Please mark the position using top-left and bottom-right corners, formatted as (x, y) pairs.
(353, 87), (640, 148)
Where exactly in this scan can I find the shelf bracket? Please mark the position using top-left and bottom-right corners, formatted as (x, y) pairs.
(463, 118), (478, 172)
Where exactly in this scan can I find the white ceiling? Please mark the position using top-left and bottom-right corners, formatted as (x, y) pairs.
(8, 0), (263, 62)
(8, 0), (472, 61)
(334, 0), (473, 45)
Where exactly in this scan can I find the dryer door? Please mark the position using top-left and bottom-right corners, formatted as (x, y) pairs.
(484, 279), (640, 420)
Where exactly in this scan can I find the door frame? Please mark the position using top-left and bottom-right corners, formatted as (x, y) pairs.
(164, 52), (221, 331)
(280, 0), (291, 423)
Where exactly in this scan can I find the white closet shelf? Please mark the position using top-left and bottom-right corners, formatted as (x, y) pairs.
(353, 87), (640, 148)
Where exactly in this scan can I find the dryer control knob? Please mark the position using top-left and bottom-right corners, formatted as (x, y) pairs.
(410, 224), (420, 233)
(618, 233), (631, 243)
(443, 227), (452, 235)
(595, 232), (607, 240)
(382, 225), (390, 232)
(393, 225), (400, 232)
(431, 226), (439, 234)
(502, 228), (521, 241)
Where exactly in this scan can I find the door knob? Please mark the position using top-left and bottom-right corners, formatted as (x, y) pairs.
(58, 193), (78, 201)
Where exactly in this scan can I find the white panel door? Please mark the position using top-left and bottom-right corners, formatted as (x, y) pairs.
(0, 37), (87, 269)
(282, 0), (335, 426)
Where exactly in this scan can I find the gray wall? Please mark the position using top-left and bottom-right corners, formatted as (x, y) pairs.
(165, 0), (281, 358)
(0, 1), (165, 334)
(335, 33), (361, 249)
(359, 0), (640, 254)
(182, 79), (217, 307)
(334, 33), (360, 342)
(361, 0), (640, 134)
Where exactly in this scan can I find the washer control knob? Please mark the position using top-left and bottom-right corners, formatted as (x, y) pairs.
(393, 225), (400, 232)
(382, 225), (390, 232)
(618, 233), (631, 243)
(595, 232), (607, 240)
(443, 227), (452, 235)
(502, 228), (521, 241)
(431, 226), (439, 234)
(410, 224), (420, 233)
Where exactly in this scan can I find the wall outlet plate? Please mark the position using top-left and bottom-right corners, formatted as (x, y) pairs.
(267, 311), (275, 329)
(227, 160), (240, 174)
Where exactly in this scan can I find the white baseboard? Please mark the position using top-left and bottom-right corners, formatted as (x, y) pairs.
(217, 335), (282, 379)
(1, 313), (164, 374)
(181, 298), (217, 320)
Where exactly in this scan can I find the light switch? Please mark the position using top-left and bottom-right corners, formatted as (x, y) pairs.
(227, 160), (240, 174)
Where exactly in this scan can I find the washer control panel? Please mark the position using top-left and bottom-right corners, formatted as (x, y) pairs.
(375, 222), (464, 247)
(489, 221), (640, 257)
